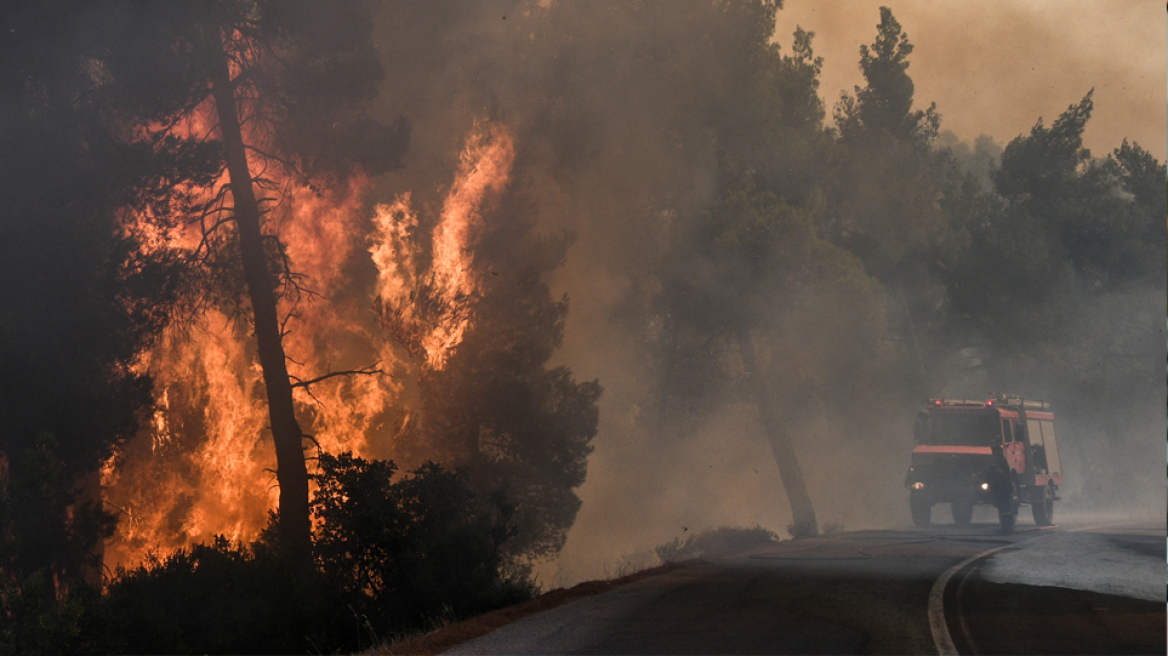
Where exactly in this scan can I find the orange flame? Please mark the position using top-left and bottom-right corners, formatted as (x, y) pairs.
(104, 121), (516, 570)
(371, 122), (515, 369)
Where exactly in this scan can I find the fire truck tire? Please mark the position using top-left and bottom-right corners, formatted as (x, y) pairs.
(1032, 482), (1055, 526)
(910, 493), (931, 527)
(951, 500), (974, 526)
(999, 510), (1015, 532)
(997, 478), (1019, 531)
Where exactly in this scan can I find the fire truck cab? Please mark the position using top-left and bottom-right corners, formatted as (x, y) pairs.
(904, 394), (1063, 530)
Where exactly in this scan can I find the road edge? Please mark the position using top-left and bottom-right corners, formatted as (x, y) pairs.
(370, 560), (693, 655)
(929, 521), (1153, 655)
(928, 543), (1013, 656)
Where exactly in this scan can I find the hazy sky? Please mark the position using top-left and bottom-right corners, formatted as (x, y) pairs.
(779, 0), (1166, 161)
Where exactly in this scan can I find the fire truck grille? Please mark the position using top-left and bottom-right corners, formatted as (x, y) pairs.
(912, 452), (993, 484)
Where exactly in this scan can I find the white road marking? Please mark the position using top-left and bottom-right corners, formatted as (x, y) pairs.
(928, 542), (1012, 656)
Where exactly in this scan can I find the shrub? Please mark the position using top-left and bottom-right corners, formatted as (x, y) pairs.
(655, 525), (780, 562)
(104, 537), (350, 654)
(0, 571), (119, 656)
(312, 452), (533, 635)
(91, 452), (531, 654)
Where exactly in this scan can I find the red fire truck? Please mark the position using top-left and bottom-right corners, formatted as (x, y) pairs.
(904, 394), (1063, 531)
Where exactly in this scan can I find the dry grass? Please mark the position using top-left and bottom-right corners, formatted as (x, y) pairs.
(370, 561), (690, 655)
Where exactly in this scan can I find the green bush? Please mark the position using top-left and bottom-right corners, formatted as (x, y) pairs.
(313, 452), (533, 634)
(0, 571), (119, 656)
(95, 452), (531, 654)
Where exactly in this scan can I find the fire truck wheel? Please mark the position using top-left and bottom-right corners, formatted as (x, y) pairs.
(999, 510), (1015, 532)
(997, 479), (1019, 532)
(910, 492), (931, 527)
(1032, 482), (1055, 526)
(951, 500), (974, 526)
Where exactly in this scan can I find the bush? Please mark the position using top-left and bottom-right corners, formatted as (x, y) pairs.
(313, 452), (533, 635)
(0, 571), (119, 656)
(104, 537), (350, 654)
(68, 452), (531, 654)
(655, 525), (780, 562)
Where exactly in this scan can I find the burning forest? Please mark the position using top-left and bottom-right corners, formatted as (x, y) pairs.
(103, 119), (519, 569)
(0, 1), (1163, 653)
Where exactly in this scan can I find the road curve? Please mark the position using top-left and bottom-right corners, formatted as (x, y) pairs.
(446, 518), (1165, 655)
(942, 521), (1164, 655)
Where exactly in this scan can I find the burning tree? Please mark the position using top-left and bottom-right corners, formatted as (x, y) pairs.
(91, 1), (600, 575)
(370, 125), (602, 572)
(0, 0), (222, 587)
(91, 0), (408, 565)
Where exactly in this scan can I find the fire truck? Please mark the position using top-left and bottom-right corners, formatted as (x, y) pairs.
(904, 394), (1063, 531)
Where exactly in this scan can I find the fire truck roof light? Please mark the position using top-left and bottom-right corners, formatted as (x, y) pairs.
(928, 398), (997, 407)
(928, 394), (1051, 410)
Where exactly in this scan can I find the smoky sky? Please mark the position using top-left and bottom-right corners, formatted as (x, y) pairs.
(364, 0), (1166, 586)
(781, 0), (1167, 161)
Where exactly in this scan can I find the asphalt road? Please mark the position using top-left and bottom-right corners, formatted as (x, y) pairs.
(447, 515), (1165, 655)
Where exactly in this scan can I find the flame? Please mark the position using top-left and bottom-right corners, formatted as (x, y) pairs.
(103, 121), (516, 570)
(371, 122), (516, 369)
(103, 316), (274, 565)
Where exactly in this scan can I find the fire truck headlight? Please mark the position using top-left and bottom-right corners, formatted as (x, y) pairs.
(911, 482), (925, 490)
(980, 482), (990, 491)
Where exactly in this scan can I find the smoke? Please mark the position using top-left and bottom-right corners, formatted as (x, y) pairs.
(354, 1), (1168, 586)
(998, 284), (1167, 520)
(367, 1), (762, 583)
(102, 1), (1164, 584)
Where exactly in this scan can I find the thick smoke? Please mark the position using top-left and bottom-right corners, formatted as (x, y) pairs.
(98, 1), (1163, 580)
(360, 0), (1165, 586)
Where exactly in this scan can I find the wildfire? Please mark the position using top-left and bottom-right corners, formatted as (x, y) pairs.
(103, 121), (516, 570)
(371, 122), (516, 370)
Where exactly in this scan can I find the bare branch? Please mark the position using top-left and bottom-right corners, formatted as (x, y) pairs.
(290, 363), (390, 391)
(297, 380), (323, 405)
(301, 433), (322, 457)
(279, 309), (301, 339)
(251, 175), (282, 190)
(246, 145), (302, 177)
(189, 183), (232, 224)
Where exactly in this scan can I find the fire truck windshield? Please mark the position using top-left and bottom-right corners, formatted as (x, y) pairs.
(922, 413), (1000, 446)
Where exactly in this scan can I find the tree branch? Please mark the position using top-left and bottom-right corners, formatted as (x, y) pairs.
(246, 144), (302, 177)
(290, 363), (391, 392)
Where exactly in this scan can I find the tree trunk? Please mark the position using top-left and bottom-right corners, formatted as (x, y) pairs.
(897, 287), (928, 388)
(205, 25), (312, 565)
(735, 326), (819, 537)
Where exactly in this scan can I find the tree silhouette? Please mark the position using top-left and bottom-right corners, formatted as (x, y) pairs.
(97, 0), (408, 564)
(0, 0), (220, 585)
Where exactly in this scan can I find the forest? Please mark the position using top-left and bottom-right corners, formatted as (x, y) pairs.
(0, 1), (1162, 653)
